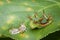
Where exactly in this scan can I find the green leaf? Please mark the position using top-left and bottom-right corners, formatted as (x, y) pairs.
(0, 0), (60, 40)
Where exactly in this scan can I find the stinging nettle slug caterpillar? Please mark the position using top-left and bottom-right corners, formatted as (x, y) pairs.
(28, 10), (53, 29)
(38, 10), (53, 27)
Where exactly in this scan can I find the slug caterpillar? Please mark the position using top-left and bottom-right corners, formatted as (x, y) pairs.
(28, 10), (53, 29)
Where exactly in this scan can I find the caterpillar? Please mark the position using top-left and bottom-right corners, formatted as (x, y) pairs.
(9, 24), (26, 35)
